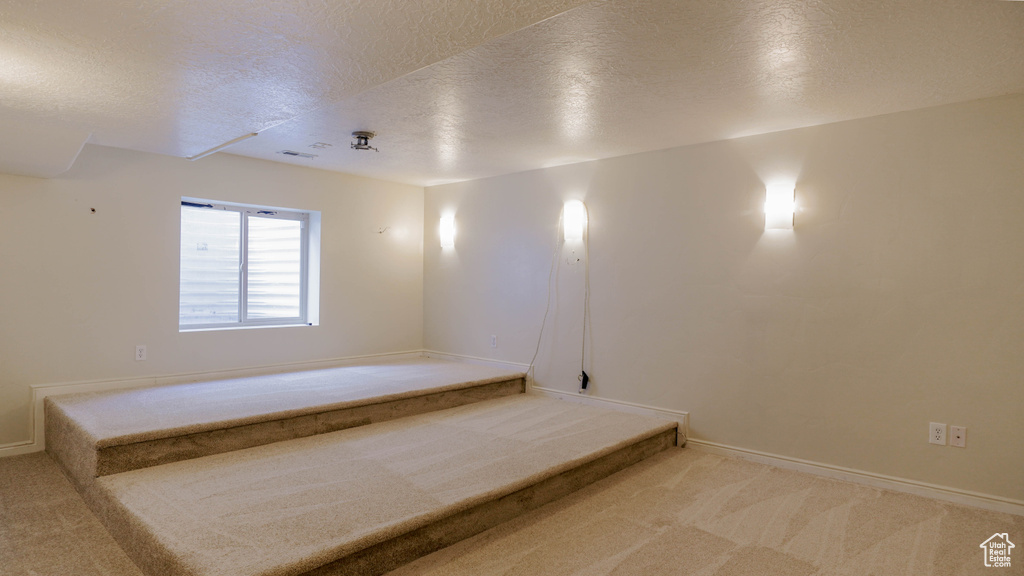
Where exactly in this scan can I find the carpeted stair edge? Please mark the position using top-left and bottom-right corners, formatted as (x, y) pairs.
(46, 376), (524, 484)
(87, 426), (676, 576)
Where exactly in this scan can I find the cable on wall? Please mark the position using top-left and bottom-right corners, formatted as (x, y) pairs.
(578, 202), (591, 393)
(528, 213), (564, 383)
(528, 201), (592, 393)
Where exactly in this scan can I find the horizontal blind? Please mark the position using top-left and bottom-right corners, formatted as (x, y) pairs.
(246, 216), (302, 320)
(179, 206), (241, 325)
(179, 200), (309, 329)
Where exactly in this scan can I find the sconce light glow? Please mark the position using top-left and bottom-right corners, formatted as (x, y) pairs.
(439, 215), (456, 249)
(764, 184), (795, 229)
(564, 200), (587, 243)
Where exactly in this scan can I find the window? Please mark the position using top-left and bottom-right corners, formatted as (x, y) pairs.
(179, 198), (319, 330)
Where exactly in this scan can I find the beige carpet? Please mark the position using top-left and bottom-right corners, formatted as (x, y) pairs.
(88, 395), (675, 576)
(391, 448), (1024, 576)
(47, 357), (524, 445)
(0, 451), (143, 576)
(3, 442), (1020, 576)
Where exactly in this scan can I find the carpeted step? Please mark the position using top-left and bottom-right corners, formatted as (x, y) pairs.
(45, 358), (525, 490)
(85, 395), (677, 576)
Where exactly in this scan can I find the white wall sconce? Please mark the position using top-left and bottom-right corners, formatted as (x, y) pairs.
(439, 214), (456, 248)
(564, 200), (587, 243)
(764, 184), (795, 229)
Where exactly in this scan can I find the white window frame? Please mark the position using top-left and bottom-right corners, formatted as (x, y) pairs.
(179, 197), (316, 331)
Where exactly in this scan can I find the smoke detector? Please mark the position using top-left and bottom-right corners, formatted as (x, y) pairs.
(351, 131), (378, 152)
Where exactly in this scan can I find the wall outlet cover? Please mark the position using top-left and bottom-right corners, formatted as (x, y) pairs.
(950, 425), (967, 448)
(929, 422), (946, 445)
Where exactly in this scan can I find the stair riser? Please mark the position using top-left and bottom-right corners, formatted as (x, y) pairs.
(43, 401), (98, 495)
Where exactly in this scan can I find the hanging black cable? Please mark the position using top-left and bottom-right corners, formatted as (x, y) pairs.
(578, 202), (591, 393)
(528, 213), (563, 383)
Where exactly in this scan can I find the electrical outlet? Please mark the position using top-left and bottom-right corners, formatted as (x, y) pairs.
(929, 422), (946, 445)
(950, 425), (967, 448)
(135, 345), (147, 361)
(490, 335), (497, 348)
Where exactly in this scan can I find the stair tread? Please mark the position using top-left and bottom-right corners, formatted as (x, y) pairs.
(93, 395), (675, 576)
(48, 358), (524, 447)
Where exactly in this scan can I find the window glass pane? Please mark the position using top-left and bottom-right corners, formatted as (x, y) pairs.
(179, 207), (240, 325)
(246, 216), (302, 319)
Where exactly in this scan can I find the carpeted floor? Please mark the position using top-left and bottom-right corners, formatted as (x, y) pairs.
(391, 448), (1024, 576)
(2, 446), (1020, 576)
(0, 451), (143, 576)
(86, 395), (674, 576)
(49, 357), (524, 443)
(46, 357), (527, 490)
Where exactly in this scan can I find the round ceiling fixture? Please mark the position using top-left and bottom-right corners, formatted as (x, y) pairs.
(351, 131), (378, 152)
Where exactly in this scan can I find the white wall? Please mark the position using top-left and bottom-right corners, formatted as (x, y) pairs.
(0, 145), (424, 446)
(424, 94), (1024, 501)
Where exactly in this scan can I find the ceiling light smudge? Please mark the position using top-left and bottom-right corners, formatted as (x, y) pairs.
(277, 150), (318, 159)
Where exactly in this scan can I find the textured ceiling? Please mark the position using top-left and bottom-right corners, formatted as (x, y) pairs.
(0, 0), (590, 157)
(2, 0), (1024, 183)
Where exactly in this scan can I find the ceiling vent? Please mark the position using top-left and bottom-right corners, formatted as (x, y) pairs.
(351, 131), (378, 152)
(277, 150), (318, 159)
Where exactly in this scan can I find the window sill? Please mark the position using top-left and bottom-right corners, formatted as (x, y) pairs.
(179, 323), (315, 333)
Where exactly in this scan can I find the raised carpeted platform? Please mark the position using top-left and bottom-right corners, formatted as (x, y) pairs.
(45, 358), (525, 489)
(43, 357), (678, 575)
(86, 395), (676, 576)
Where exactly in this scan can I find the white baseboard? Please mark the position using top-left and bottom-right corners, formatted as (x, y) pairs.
(421, 350), (531, 375)
(529, 385), (689, 446)
(687, 439), (1024, 517)
(6, 349), (1019, 518)
(0, 439), (38, 457)
(1, 350), (425, 457)
(421, 351), (689, 446)
(418, 352), (1024, 516)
